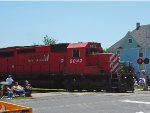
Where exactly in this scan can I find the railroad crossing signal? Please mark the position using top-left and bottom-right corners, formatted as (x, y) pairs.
(137, 58), (143, 64)
(144, 58), (149, 64)
(137, 58), (149, 64)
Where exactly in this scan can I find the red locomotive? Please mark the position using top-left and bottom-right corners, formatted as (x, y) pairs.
(0, 42), (134, 92)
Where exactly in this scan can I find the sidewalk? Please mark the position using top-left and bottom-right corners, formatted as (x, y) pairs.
(31, 90), (150, 98)
(31, 92), (64, 98)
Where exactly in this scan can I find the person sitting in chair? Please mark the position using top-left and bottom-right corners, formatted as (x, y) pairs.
(12, 82), (25, 96)
(5, 86), (13, 99)
(23, 80), (32, 97)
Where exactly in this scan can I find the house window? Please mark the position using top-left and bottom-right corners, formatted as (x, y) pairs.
(128, 38), (132, 43)
(72, 49), (80, 58)
(139, 53), (143, 57)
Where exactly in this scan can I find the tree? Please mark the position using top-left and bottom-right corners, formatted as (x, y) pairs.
(32, 42), (40, 46)
(43, 35), (57, 45)
(103, 48), (109, 53)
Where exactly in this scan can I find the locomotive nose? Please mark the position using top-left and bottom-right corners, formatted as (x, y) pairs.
(97, 53), (120, 73)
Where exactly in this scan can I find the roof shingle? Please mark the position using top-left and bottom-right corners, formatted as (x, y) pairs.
(108, 24), (150, 52)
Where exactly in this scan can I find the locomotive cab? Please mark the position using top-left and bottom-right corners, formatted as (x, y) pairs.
(65, 42), (103, 75)
(65, 42), (120, 75)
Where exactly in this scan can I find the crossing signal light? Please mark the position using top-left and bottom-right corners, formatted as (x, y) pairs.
(144, 58), (149, 64)
(137, 58), (149, 64)
(137, 58), (143, 64)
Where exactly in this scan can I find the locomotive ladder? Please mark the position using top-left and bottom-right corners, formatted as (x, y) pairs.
(110, 73), (119, 90)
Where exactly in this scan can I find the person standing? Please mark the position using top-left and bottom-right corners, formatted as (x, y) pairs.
(140, 70), (148, 91)
(6, 75), (14, 86)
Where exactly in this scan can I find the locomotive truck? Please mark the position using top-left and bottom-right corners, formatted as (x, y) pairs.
(0, 42), (134, 92)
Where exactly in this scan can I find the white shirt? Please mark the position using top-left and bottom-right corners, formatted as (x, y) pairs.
(12, 85), (23, 90)
(6, 77), (14, 85)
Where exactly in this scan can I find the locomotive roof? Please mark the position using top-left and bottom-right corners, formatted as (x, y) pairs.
(0, 42), (99, 50)
(0, 46), (22, 50)
(67, 42), (95, 48)
(0, 45), (45, 51)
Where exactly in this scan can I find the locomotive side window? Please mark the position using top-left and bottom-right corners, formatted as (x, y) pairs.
(86, 48), (99, 55)
(51, 43), (69, 52)
(72, 49), (80, 58)
(17, 49), (35, 54)
(0, 51), (14, 57)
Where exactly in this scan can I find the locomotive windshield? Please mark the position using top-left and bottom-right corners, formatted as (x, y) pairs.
(86, 48), (99, 55)
(86, 43), (103, 55)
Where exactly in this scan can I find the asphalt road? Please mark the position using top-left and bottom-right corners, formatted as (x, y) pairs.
(6, 91), (150, 113)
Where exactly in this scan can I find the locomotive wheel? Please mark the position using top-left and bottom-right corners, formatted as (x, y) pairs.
(77, 84), (82, 92)
(78, 89), (82, 92)
(105, 86), (111, 92)
(67, 84), (74, 92)
(63, 79), (74, 92)
(84, 79), (93, 91)
(114, 88), (120, 93)
(119, 84), (127, 93)
(49, 80), (55, 88)
(131, 86), (135, 93)
(76, 80), (82, 92)
(96, 89), (102, 92)
(105, 83), (111, 92)
(106, 88), (111, 92)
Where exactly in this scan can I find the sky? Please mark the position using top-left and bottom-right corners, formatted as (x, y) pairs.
(0, 1), (150, 48)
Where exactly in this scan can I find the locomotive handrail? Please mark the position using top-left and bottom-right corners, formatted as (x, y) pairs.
(0, 81), (9, 85)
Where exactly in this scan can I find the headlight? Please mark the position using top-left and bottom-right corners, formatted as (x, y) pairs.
(124, 76), (127, 79)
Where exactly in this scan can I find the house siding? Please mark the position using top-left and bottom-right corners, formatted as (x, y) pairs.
(112, 32), (150, 74)
(120, 48), (139, 72)
(118, 47), (150, 75)
(144, 48), (150, 74)
(108, 24), (150, 76)
(122, 35), (138, 49)
(114, 33), (140, 72)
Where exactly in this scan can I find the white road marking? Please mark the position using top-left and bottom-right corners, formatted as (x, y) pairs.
(135, 112), (144, 113)
(122, 100), (150, 105)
